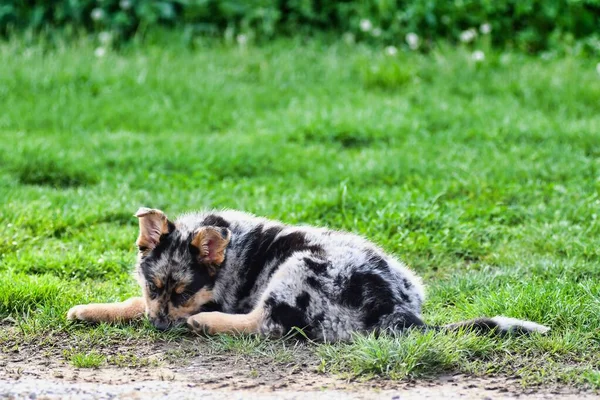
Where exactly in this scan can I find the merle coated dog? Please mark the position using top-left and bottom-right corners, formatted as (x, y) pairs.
(67, 208), (549, 340)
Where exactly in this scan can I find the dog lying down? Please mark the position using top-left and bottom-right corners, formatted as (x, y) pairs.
(67, 208), (550, 340)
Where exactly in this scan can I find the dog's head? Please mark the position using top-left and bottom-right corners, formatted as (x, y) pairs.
(134, 207), (230, 330)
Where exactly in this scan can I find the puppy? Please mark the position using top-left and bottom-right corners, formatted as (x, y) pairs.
(67, 208), (549, 340)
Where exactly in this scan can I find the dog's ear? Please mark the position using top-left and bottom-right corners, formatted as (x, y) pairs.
(191, 226), (231, 268)
(134, 207), (174, 251)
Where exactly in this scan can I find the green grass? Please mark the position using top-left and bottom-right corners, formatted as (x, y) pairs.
(1, 33), (599, 388)
(68, 351), (106, 368)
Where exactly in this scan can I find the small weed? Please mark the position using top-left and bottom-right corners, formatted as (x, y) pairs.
(358, 54), (417, 89)
(68, 351), (106, 369)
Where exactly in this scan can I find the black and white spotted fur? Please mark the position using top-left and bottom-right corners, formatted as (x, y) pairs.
(139, 210), (549, 341)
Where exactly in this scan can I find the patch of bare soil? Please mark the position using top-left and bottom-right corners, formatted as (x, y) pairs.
(0, 333), (597, 399)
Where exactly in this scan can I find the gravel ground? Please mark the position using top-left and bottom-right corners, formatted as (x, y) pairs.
(1, 378), (599, 400)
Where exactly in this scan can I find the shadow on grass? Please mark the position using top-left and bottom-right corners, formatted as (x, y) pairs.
(13, 156), (98, 188)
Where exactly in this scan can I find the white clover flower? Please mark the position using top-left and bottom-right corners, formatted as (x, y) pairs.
(460, 28), (477, 43)
(94, 47), (107, 58)
(119, 0), (132, 10)
(91, 8), (105, 21)
(385, 46), (398, 56)
(405, 32), (420, 50)
(472, 50), (485, 62)
(596, 62), (600, 76)
(371, 27), (382, 37)
(342, 32), (355, 44)
(236, 34), (248, 46)
(98, 31), (112, 44)
(98, 257), (105, 264)
(359, 19), (373, 32)
(480, 23), (492, 35)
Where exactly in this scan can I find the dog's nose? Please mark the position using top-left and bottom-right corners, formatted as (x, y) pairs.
(151, 318), (171, 331)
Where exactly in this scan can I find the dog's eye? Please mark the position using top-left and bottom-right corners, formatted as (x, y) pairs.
(148, 282), (157, 292)
(172, 291), (191, 303)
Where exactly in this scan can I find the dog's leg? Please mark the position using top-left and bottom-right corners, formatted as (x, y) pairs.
(187, 307), (264, 335)
(67, 297), (146, 323)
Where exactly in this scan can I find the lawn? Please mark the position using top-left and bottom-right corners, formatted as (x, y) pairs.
(1, 34), (599, 388)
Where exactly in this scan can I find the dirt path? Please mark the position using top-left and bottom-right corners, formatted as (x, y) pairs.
(1, 334), (597, 399)
(1, 376), (597, 400)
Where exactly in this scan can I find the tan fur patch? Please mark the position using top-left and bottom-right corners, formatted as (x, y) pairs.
(187, 307), (264, 335)
(174, 284), (186, 294)
(169, 288), (214, 320)
(153, 276), (164, 289)
(146, 297), (160, 319)
(67, 297), (146, 323)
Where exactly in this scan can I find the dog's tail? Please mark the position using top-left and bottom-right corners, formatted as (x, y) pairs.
(438, 316), (550, 335)
(385, 312), (549, 336)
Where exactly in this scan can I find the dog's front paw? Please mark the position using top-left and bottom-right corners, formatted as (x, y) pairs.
(67, 305), (92, 321)
(187, 314), (212, 335)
